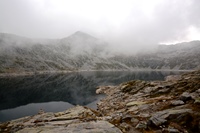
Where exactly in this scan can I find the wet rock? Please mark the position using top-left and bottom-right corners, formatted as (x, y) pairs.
(171, 100), (184, 106)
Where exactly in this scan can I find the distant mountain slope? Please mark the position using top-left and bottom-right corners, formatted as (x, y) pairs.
(0, 32), (200, 73)
(112, 41), (200, 70)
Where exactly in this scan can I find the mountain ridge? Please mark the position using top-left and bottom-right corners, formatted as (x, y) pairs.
(0, 31), (200, 73)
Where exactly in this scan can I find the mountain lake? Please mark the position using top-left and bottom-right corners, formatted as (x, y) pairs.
(0, 71), (187, 122)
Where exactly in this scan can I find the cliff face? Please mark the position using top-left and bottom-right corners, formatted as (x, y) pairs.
(1, 70), (200, 133)
(0, 32), (200, 73)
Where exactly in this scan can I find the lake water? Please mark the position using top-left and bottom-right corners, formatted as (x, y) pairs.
(0, 71), (186, 122)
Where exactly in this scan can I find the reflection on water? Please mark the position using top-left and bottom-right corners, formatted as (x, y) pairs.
(0, 71), (186, 122)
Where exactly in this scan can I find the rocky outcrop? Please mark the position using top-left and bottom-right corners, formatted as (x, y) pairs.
(1, 70), (200, 132)
(95, 70), (200, 133)
(0, 106), (122, 133)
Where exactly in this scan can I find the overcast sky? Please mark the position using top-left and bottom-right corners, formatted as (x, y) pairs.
(0, 0), (200, 51)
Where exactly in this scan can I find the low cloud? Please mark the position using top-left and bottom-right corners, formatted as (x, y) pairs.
(0, 0), (199, 53)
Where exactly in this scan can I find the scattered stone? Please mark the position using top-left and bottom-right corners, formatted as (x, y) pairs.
(131, 118), (139, 125)
(171, 100), (184, 106)
(164, 127), (180, 133)
(119, 122), (131, 132)
(149, 115), (167, 126)
(190, 92), (199, 100)
(126, 101), (146, 107)
(194, 97), (200, 104)
(96, 86), (111, 94)
(196, 89), (200, 94)
(128, 106), (139, 112)
(138, 104), (151, 111)
(184, 77), (191, 80)
(103, 116), (112, 121)
(165, 75), (182, 82)
(135, 121), (147, 129)
(122, 114), (133, 122)
(179, 92), (192, 102)
(38, 109), (45, 114)
(143, 87), (157, 94)
(157, 88), (170, 94)
(110, 114), (122, 125)
(138, 113), (150, 118)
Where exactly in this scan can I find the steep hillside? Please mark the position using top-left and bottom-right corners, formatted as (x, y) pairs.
(0, 32), (114, 73)
(112, 41), (200, 70)
(0, 32), (200, 73)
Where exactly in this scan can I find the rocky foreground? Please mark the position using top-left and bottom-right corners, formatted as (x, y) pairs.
(1, 70), (200, 133)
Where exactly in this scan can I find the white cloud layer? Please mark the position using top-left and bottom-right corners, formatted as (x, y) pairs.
(0, 0), (200, 52)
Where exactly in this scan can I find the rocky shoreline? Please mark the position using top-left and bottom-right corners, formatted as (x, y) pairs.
(1, 70), (200, 133)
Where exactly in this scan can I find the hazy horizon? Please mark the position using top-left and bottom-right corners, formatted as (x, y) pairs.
(0, 0), (200, 52)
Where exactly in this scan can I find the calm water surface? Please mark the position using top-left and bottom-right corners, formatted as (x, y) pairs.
(0, 71), (187, 122)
